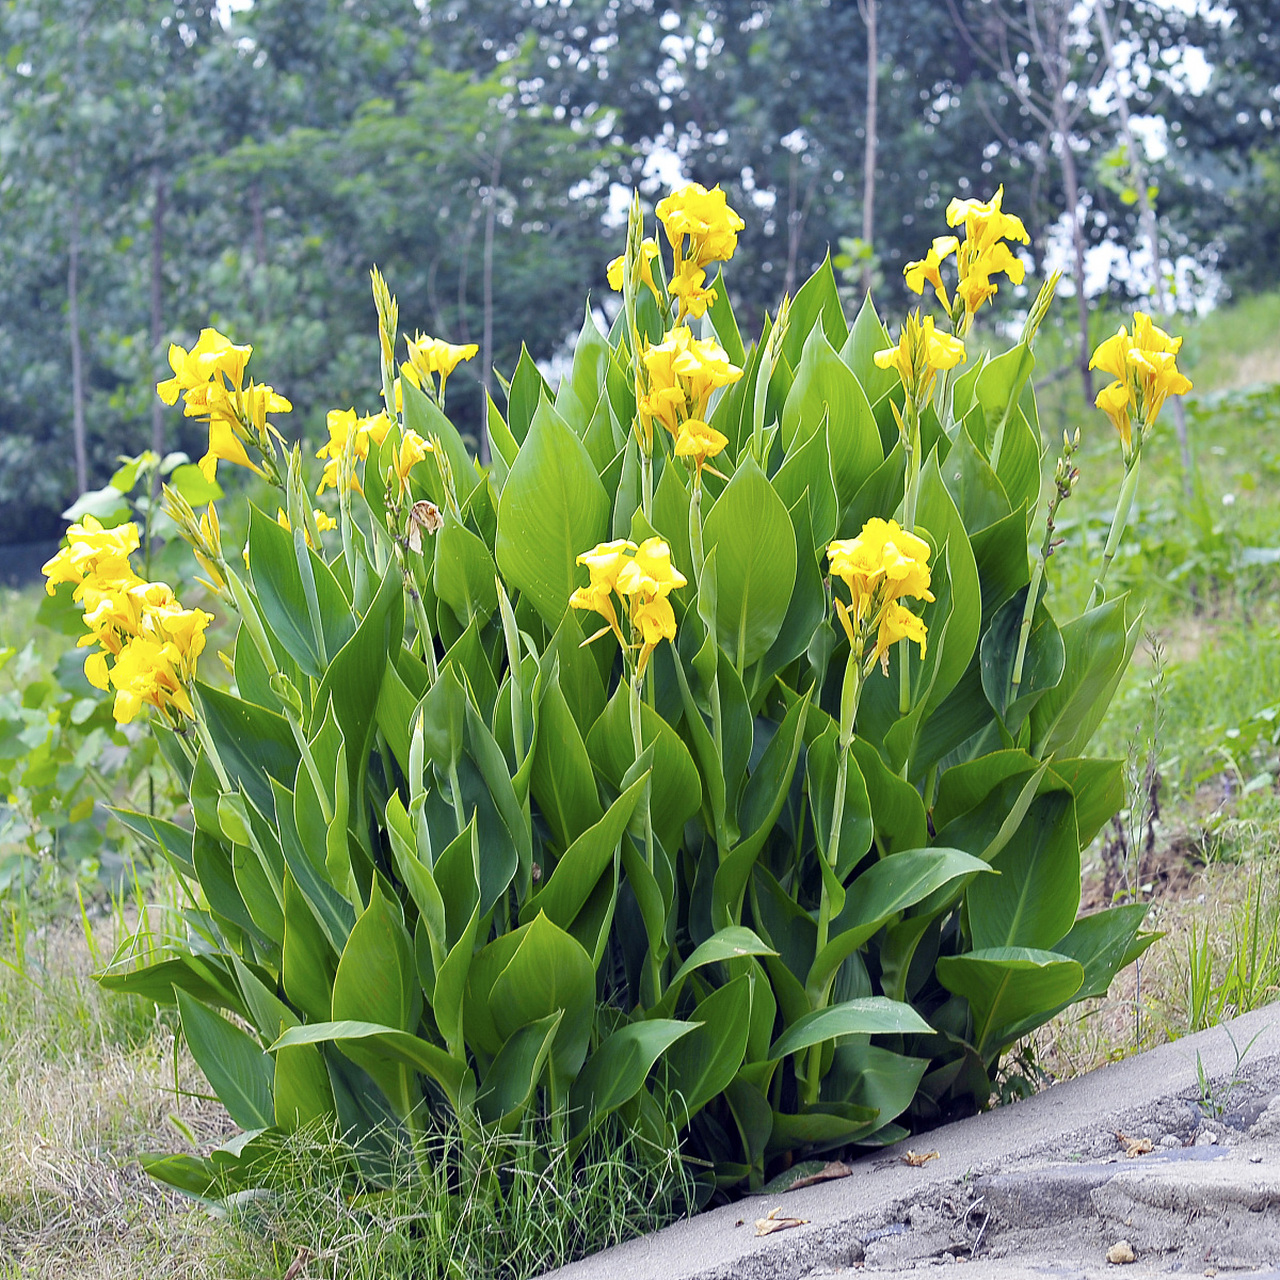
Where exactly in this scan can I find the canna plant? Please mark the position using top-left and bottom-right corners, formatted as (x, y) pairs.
(73, 182), (1190, 1204)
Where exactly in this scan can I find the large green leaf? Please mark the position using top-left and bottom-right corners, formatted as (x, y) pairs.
(936, 948), (1084, 1056)
(569, 1019), (697, 1139)
(478, 1012), (563, 1128)
(434, 511), (499, 627)
(772, 421), (839, 548)
(770, 997), (931, 1060)
(807, 848), (992, 1002)
(496, 396), (610, 628)
(824, 1042), (928, 1131)
(980, 585), (1064, 736)
(839, 293), (896, 403)
(487, 912), (596, 1079)
(780, 254), (848, 369)
(271, 1021), (472, 1114)
(554, 305), (611, 432)
(196, 685), (298, 822)
(664, 973), (753, 1120)
(530, 672), (603, 850)
(781, 327), (882, 509)
(401, 376), (480, 506)
(659, 927), (777, 1013)
(702, 455), (796, 669)
(176, 989), (275, 1132)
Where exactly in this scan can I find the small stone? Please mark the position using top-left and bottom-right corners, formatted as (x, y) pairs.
(1194, 1130), (1218, 1147)
(1107, 1240), (1136, 1265)
(1160, 1134), (1181, 1149)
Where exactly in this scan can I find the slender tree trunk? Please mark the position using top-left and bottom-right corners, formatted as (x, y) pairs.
(859, 0), (878, 297)
(150, 173), (166, 469)
(1055, 98), (1092, 405)
(68, 185), (88, 495)
(250, 180), (266, 269)
(480, 143), (503, 467)
(1094, 0), (1193, 494)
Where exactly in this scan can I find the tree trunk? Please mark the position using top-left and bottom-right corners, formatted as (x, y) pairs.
(479, 144), (503, 467)
(1055, 97), (1092, 406)
(150, 173), (166, 471)
(68, 185), (88, 496)
(859, 0), (878, 297)
(1094, 0), (1193, 493)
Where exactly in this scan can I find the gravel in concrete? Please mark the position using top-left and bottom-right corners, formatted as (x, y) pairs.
(540, 1005), (1280, 1279)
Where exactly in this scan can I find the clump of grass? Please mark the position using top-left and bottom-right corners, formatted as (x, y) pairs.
(214, 1111), (695, 1280)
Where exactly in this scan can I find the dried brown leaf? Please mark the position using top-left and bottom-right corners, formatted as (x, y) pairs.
(1116, 1132), (1153, 1158)
(787, 1160), (853, 1190)
(902, 1149), (940, 1167)
(754, 1206), (810, 1236)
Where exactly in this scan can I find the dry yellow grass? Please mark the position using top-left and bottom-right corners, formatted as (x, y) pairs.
(0, 916), (244, 1280)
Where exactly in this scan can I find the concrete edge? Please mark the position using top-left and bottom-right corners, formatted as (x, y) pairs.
(540, 1003), (1280, 1280)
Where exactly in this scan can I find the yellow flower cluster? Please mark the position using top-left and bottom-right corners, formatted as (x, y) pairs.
(607, 182), (745, 321)
(275, 507), (337, 543)
(41, 516), (211, 724)
(905, 185), (1029, 325)
(402, 331), (479, 402)
(874, 312), (966, 402)
(570, 537), (687, 678)
(827, 518), (933, 676)
(638, 325), (741, 463)
(316, 407), (394, 493)
(157, 327), (292, 483)
(1089, 312), (1193, 457)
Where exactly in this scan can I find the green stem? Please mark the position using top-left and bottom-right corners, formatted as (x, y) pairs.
(640, 449), (654, 525)
(1011, 555), (1045, 690)
(689, 474), (705, 578)
(806, 653), (862, 1106)
(446, 758), (466, 839)
(629, 674), (662, 999)
(1089, 453), (1142, 610)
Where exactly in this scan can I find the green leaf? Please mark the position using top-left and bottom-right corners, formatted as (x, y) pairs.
(507, 343), (552, 444)
(331, 880), (420, 1032)
(664, 973), (753, 1120)
(781, 254), (848, 370)
(496, 396), (610, 628)
(770, 997), (931, 1061)
(434, 511), (499, 627)
(968, 791), (1081, 951)
(586, 683), (702, 854)
(936, 948), (1084, 1056)
(282, 869), (338, 1023)
(975, 343), (1036, 452)
(941, 422), (1011, 535)
(554, 305), (611, 432)
(702, 455), (796, 669)
(570, 1019), (699, 1140)
(781, 327), (882, 510)
(196, 685), (298, 822)
(1048, 903), (1155, 1002)
(661, 927), (777, 1012)
(970, 507), (1032, 626)
(522, 773), (646, 930)
(169, 463), (224, 506)
(487, 912), (596, 1079)
(530, 672), (603, 850)
(274, 1039), (335, 1132)
(271, 1021), (472, 1115)
(805, 727), (873, 879)
(807, 848), (992, 1002)
(401, 376), (480, 506)
(772, 421), (839, 548)
(478, 1012), (563, 1128)
(839, 293), (897, 404)
(824, 1042), (929, 1132)
(980, 585), (1065, 736)
(1030, 597), (1140, 759)
(176, 989), (274, 1131)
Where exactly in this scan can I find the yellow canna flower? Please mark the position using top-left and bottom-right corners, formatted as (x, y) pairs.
(904, 236), (959, 309)
(393, 428), (433, 493)
(41, 516), (141, 597)
(1095, 380), (1133, 455)
(577, 539), (637, 593)
(674, 417), (728, 475)
(827, 518), (932, 677)
(632, 594), (677, 678)
(198, 416), (256, 484)
(656, 182), (746, 270)
(945, 185), (1030, 253)
(404, 332), (479, 401)
(108, 634), (194, 724)
(156, 328), (252, 405)
(868, 600), (928, 676)
(607, 236), (662, 303)
(1090, 311), (1192, 449)
(873, 313), (966, 395)
(616, 537), (688, 600)
(668, 262), (718, 318)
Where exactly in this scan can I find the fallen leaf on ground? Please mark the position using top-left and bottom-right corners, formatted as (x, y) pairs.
(755, 1206), (810, 1236)
(787, 1160), (852, 1190)
(902, 1149), (940, 1167)
(1116, 1132), (1153, 1158)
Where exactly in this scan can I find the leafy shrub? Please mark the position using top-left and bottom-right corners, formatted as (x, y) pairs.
(70, 184), (1188, 1213)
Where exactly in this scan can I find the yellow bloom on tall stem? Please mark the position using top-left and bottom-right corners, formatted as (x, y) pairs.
(873, 312), (966, 397)
(607, 236), (662, 302)
(673, 418), (728, 478)
(404, 331), (479, 402)
(570, 536), (685, 678)
(655, 182), (745, 270)
(827, 518), (933, 676)
(392, 429), (433, 493)
(1090, 310), (1192, 458)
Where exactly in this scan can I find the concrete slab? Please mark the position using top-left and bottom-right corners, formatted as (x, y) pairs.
(541, 1004), (1280, 1279)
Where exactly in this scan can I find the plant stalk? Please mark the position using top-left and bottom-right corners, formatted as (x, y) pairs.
(1089, 452), (1142, 610)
